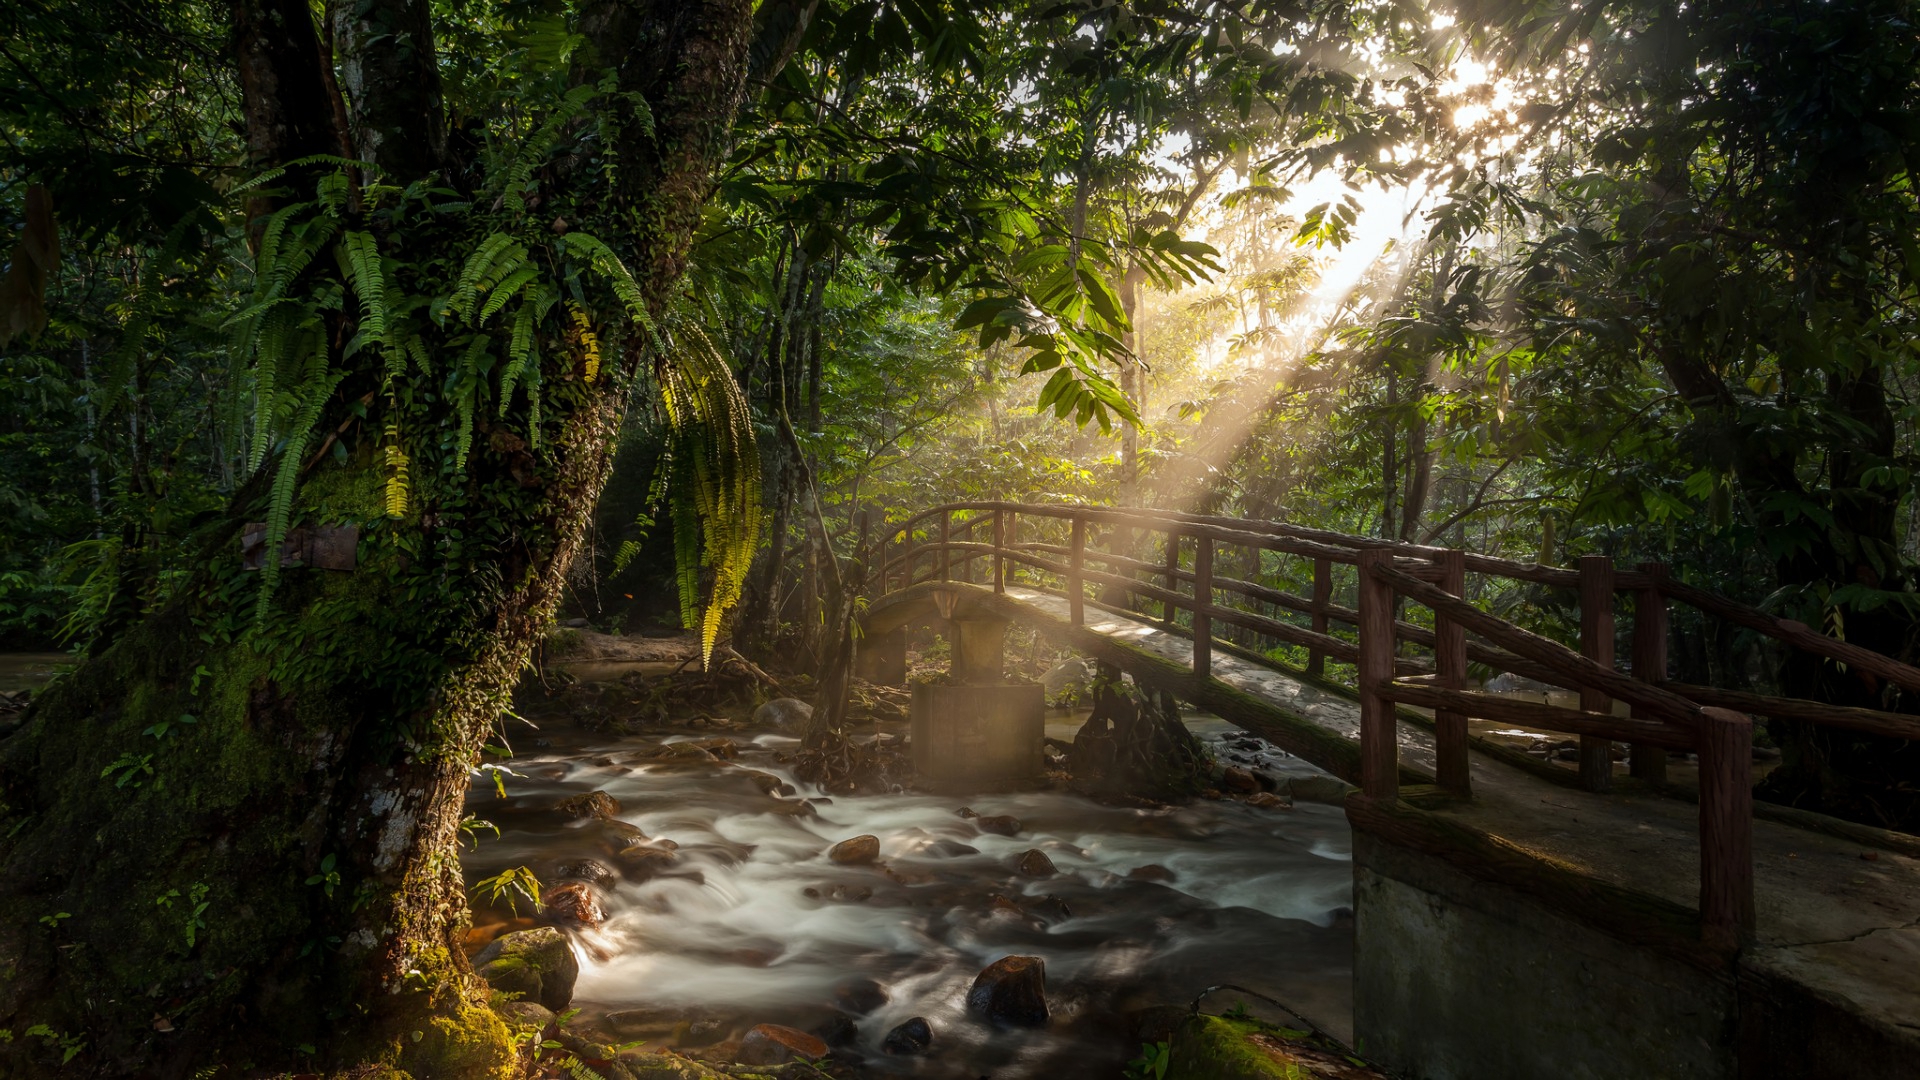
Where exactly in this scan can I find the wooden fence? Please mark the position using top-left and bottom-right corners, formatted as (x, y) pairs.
(867, 500), (1920, 948)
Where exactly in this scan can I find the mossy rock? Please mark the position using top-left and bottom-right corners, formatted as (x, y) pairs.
(395, 1002), (521, 1080)
(1167, 1015), (1382, 1080)
(473, 926), (579, 1011)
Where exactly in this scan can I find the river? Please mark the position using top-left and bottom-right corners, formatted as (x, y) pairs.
(462, 707), (1356, 1077)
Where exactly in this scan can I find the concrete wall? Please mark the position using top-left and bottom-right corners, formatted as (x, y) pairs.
(1353, 833), (1736, 1080)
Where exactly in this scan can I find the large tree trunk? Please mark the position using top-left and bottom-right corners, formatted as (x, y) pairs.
(0, 2), (757, 1075)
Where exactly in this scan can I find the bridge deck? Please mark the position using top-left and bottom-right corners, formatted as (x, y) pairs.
(1000, 586), (1920, 1048)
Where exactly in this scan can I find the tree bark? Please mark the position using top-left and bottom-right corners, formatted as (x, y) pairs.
(0, 1), (759, 1075)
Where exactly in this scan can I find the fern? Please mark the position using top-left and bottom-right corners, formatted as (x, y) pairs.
(449, 233), (526, 321)
(567, 303), (600, 382)
(478, 262), (541, 321)
(384, 423), (410, 518)
(452, 336), (492, 470)
(339, 231), (389, 345)
(655, 322), (762, 668)
(500, 81), (602, 214)
(559, 232), (656, 344)
(253, 359), (346, 626)
(498, 300), (539, 415)
(557, 1055), (609, 1080)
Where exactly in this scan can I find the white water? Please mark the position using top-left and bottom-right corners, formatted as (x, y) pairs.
(465, 716), (1354, 1076)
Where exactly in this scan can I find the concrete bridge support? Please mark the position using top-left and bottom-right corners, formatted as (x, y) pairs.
(1351, 799), (1920, 1080)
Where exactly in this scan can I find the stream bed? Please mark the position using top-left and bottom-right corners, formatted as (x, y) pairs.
(462, 711), (1356, 1077)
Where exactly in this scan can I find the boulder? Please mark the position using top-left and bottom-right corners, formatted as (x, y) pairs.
(752, 698), (814, 729)
(736, 1023), (828, 1066)
(882, 1016), (934, 1056)
(555, 790), (622, 820)
(812, 1013), (859, 1048)
(966, 955), (1049, 1026)
(1128, 864), (1177, 883)
(954, 806), (979, 819)
(829, 834), (881, 865)
(1221, 766), (1259, 794)
(1013, 849), (1057, 877)
(741, 770), (786, 794)
(975, 814), (1022, 837)
(541, 880), (606, 926)
(832, 977), (889, 1014)
(474, 927), (578, 1011)
(553, 858), (618, 888)
(614, 844), (679, 879)
(495, 1000), (555, 1033)
(1041, 658), (1094, 702)
(928, 839), (980, 858)
(596, 819), (650, 851)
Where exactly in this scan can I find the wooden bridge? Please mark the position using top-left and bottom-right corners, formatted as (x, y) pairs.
(858, 500), (1920, 1079)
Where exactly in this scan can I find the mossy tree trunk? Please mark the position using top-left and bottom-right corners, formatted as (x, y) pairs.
(0, 1), (768, 1076)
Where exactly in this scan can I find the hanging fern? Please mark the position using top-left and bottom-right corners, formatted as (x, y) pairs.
(383, 423), (410, 518)
(655, 321), (762, 669)
(254, 358), (345, 626)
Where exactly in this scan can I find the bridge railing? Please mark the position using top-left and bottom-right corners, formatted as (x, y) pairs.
(869, 500), (1920, 949)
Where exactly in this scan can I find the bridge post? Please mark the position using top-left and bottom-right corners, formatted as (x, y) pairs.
(1068, 516), (1085, 626)
(1006, 507), (1021, 584)
(938, 509), (951, 583)
(992, 509), (1005, 593)
(1631, 562), (1671, 786)
(1308, 558), (1331, 676)
(1162, 530), (1181, 632)
(1579, 554), (1616, 793)
(1358, 549), (1398, 800)
(1434, 549), (1471, 798)
(1698, 706), (1756, 948)
(1193, 535), (1213, 677)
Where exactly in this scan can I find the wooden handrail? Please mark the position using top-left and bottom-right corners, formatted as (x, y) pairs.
(1383, 678), (1696, 750)
(875, 499), (1913, 760)
(1368, 561), (1703, 729)
(882, 503), (1920, 699)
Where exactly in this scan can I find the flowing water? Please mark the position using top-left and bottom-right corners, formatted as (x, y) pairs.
(464, 711), (1356, 1077)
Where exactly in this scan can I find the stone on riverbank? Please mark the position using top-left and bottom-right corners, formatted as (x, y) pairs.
(474, 927), (578, 1011)
(1013, 849), (1056, 877)
(882, 1016), (934, 1055)
(542, 880), (606, 926)
(555, 789), (621, 820)
(736, 1023), (829, 1065)
(975, 814), (1022, 836)
(829, 834), (881, 865)
(966, 955), (1049, 1025)
(753, 698), (814, 729)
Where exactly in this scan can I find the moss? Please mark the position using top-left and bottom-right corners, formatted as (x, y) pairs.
(394, 1002), (519, 1080)
(1168, 1015), (1379, 1080)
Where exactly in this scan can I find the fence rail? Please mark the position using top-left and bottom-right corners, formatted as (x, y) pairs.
(867, 500), (1920, 948)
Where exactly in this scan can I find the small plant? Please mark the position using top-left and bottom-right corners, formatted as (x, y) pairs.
(143, 713), (198, 741)
(472, 865), (541, 915)
(305, 853), (342, 897)
(24, 1023), (85, 1064)
(1222, 1000), (1251, 1020)
(459, 815), (500, 850)
(474, 762), (522, 798)
(1124, 1039), (1171, 1080)
(100, 753), (154, 788)
(38, 912), (69, 930)
(155, 883), (211, 948)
